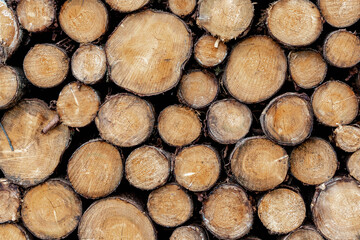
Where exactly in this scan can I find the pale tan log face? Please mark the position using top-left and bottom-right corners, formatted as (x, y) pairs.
(334, 125), (360, 152)
(348, 150), (360, 182)
(22, 179), (82, 239)
(95, 93), (155, 147)
(267, 0), (323, 46)
(147, 184), (193, 227)
(0, 99), (70, 187)
(197, 0), (254, 42)
(105, 0), (149, 12)
(290, 138), (337, 185)
(0, 179), (20, 223)
(283, 228), (324, 240)
(230, 137), (288, 192)
(170, 225), (207, 240)
(106, 10), (192, 96)
(0, 66), (19, 109)
(194, 35), (227, 67)
(312, 178), (360, 240)
(258, 188), (306, 234)
(201, 184), (253, 239)
(224, 36), (286, 104)
(312, 81), (358, 127)
(67, 140), (123, 199)
(79, 197), (156, 240)
(125, 146), (170, 190)
(0, 224), (29, 240)
(23, 44), (69, 88)
(17, 0), (55, 32)
(319, 0), (360, 28)
(324, 30), (360, 68)
(169, 0), (196, 17)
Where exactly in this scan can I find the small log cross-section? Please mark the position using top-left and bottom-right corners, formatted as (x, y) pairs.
(170, 225), (208, 240)
(333, 125), (360, 152)
(194, 35), (228, 68)
(95, 93), (155, 147)
(0, 66), (25, 110)
(105, 0), (149, 12)
(230, 137), (289, 192)
(106, 10), (192, 96)
(0, 178), (21, 223)
(0, 224), (30, 240)
(21, 179), (82, 239)
(201, 184), (253, 239)
(282, 226), (324, 240)
(67, 140), (123, 199)
(347, 150), (360, 182)
(224, 35), (287, 104)
(147, 184), (193, 227)
(168, 0), (196, 17)
(125, 145), (170, 191)
(318, 0), (360, 28)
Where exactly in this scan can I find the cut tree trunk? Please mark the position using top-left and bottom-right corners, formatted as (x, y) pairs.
(288, 50), (327, 89)
(95, 93), (155, 147)
(201, 183), (253, 239)
(147, 183), (193, 227)
(0, 224), (30, 240)
(105, 0), (149, 12)
(196, 0), (254, 42)
(194, 35), (227, 68)
(168, 0), (196, 17)
(333, 124), (360, 152)
(59, 0), (108, 43)
(224, 35), (287, 104)
(16, 0), (56, 32)
(282, 225), (324, 240)
(106, 10), (192, 96)
(125, 145), (170, 191)
(67, 139), (123, 199)
(311, 80), (358, 127)
(170, 225), (208, 240)
(318, 0), (360, 28)
(347, 150), (360, 182)
(323, 30), (360, 68)
(260, 93), (313, 146)
(0, 178), (20, 223)
(266, 0), (323, 47)
(312, 177), (360, 240)
(21, 179), (82, 239)
(230, 136), (289, 192)
(23, 44), (69, 88)
(71, 44), (107, 85)
(158, 105), (201, 147)
(258, 188), (306, 234)
(177, 70), (218, 109)
(290, 137), (337, 185)
(78, 196), (156, 240)
(0, 99), (71, 187)
(57, 82), (100, 128)
(174, 144), (221, 192)
(0, 66), (25, 110)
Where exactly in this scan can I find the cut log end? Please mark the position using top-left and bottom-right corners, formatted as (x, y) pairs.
(168, 0), (196, 17)
(258, 188), (306, 234)
(0, 224), (30, 240)
(0, 66), (24, 110)
(201, 184), (253, 239)
(318, 0), (360, 28)
(170, 225), (208, 240)
(194, 35), (227, 67)
(347, 150), (360, 182)
(334, 125), (360, 152)
(23, 44), (69, 88)
(105, 0), (149, 12)
(21, 179), (82, 239)
(230, 137), (289, 192)
(0, 179), (20, 223)
(68, 140), (123, 199)
(125, 145), (170, 191)
(283, 226), (324, 240)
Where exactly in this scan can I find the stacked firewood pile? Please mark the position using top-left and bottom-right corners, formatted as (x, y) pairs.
(0, 0), (359, 239)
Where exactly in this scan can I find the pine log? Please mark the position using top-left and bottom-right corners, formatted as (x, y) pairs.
(158, 105), (201, 147)
(0, 99), (71, 187)
(0, 66), (25, 110)
(194, 35), (227, 68)
(168, 0), (196, 17)
(318, 0), (360, 28)
(0, 224), (30, 240)
(266, 0), (323, 47)
(147, 183), (193, 227)
(71, 44), (107, 85)
(290, 138), (337, 185)
(224, 35), (286, 104)
(95, 93), (155, 147)
(258, 188), (306, 234)
(57, 82), (100, 128)
(311, 80), (358, 127)
(347, 150), (360, 183)
(59, 0), (108, 43)
(125, 145), (170, 191)
(260, 93), (313, 146)
(333, 124), (360, 152)
(17, 0), (56, 32)
(174, 144), (220, 192)
(230, 136), (288, 192)
(106, 10), (192, 96)
(312, 177), (360, 240)
(196, 0), (254, 42)
(177, 70), (218, 109)
(282, 226), (324, 240)
(288, 50), (327, 89)
(105, 0), (149, 12)
(170, 225), (208, 240)
(0, 178), (20, 223)
(201, 183), (253, 239)
(78, 197), (156, 240)
(23, 44), (69, 88)
(21, 179), (82, 239)
(324, 30), (360, 68)
(67, 139), (123, 199)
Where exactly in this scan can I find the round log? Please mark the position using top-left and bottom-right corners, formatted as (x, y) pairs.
(170, 225), (208, 240)
(105, 0), (149, 12)
(194, 35), (227, 68)
(347, 150), (360, 182)
(169, 0), (196, 17)
(0, 66), (25, 110)
(282, 226), (324, 240)
(0, 224), (30, 240)
(0, 179), (20, 223)
(334, 124), (360, 152)
(318, 0), (360, 28)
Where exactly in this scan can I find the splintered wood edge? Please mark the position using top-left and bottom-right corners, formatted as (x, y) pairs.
(0, 66), (25, 110)
(0, 178), (21, 223)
